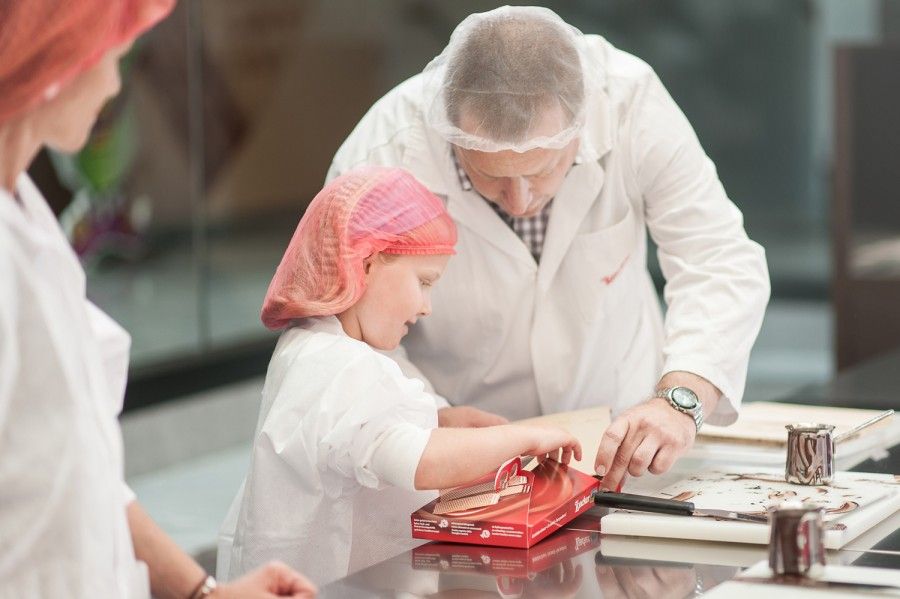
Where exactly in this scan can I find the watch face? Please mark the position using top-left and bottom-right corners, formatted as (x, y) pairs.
(671, 387), (699, 409)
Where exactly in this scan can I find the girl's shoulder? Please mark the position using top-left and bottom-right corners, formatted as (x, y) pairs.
(263, 320), (430, 418)
(273, 318), (406, 384)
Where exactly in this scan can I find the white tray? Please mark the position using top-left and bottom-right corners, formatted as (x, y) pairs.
(600, 469), (900, 549)
(687, 418), (900, 471)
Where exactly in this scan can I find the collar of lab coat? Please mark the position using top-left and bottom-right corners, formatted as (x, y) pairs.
(0, 174), (33, 225)
(296, 315), (348, 337)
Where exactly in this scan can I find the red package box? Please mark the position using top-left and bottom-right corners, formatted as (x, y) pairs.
(411, 458), (600, 549)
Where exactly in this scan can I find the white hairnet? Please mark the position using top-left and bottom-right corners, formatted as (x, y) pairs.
(421, 6), (599, 153)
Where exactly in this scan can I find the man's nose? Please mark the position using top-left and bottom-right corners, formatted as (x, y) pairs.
(501, 177), (531, 216)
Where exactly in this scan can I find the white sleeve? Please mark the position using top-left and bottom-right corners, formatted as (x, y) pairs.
(365, 423), (433, 490)
(262, 349), (438, 496)
(629, 70), (771, 425)
(339, 360), (438, 490)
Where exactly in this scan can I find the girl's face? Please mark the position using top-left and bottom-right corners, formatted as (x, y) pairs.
(339, 253), (451, 350)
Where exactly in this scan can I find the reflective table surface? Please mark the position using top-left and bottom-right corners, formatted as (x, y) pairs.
(322, 351), (900, 598)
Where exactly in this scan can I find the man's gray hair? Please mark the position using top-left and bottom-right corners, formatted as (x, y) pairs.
(443, 12), (585, 145)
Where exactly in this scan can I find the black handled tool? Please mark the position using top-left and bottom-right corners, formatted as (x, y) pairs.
(592, 490), (769, 524)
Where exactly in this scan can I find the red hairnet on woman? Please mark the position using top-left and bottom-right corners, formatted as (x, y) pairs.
(0, 1), (315, 597)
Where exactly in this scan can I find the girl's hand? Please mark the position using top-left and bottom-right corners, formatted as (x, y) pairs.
(523, 425), (582, 464)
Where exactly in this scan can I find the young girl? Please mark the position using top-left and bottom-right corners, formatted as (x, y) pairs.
(217, 166), (581, 586)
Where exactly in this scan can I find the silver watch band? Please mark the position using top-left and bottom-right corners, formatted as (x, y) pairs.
(656, 387), (703, 432)
(692, 408), (704, 431)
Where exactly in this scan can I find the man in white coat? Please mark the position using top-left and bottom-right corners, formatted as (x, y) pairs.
(327, 6), (770, 492)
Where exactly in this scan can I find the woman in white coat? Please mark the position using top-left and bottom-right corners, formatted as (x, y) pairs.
(328, 6), (771, 492)
(0, 2), (314, 597)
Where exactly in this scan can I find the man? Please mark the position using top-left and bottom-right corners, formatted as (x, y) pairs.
(327, 6), (769, 491)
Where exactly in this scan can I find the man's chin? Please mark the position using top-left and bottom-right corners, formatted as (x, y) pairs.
(501, 201), (550, 219)
(509, 208), (545, 219)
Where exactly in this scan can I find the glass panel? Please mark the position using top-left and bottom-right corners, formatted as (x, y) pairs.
(39, 2), (203, 367)
(843, 46), (900, 279)
(27, 0), (899, 375)
(199, 1), (447, 346)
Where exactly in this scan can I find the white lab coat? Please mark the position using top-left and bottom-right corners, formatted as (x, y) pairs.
(217, 316), (438, 587)
(328, 35), (770, 424)
(0, 176), (148, 598)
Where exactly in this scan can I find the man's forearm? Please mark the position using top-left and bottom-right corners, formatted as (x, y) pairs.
(127, 501), (206, 599)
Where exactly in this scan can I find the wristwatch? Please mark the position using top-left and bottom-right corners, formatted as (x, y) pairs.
(656, 386), (704, 432)
(189, 575), (217, 599)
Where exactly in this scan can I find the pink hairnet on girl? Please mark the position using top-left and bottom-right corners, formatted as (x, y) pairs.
(261, 166), (457, 329)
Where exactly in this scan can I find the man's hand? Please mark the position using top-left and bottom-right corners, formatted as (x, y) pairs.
(593, 398), (695, 491)
(593, 371), (719, 491)
(438, 405), (508, 428)
(214, 562), (317, 598)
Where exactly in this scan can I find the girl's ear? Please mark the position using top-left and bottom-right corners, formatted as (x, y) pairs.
(363, 253), (377, 275)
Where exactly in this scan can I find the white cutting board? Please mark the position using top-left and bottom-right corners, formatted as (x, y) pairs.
(600, 468), (900, 548)
(698, 402), (894, 445)
(598, 535), (768, 568)
(686, 416), (900, 470)
(597, 535), (867, 568)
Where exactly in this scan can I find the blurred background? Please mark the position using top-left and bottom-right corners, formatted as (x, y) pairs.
(27, 0), (900, 564)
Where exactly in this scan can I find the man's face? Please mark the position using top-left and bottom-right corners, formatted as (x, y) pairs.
(454, 141), (578, 218)
(453, 107), (579, 218)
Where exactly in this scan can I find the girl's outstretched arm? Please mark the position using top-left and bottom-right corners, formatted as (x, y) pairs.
(413, 424), (581, 490)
